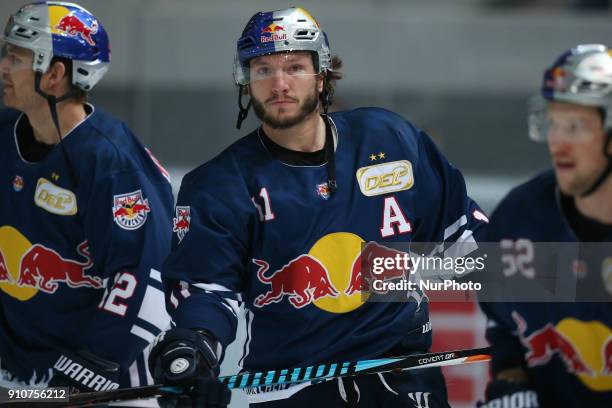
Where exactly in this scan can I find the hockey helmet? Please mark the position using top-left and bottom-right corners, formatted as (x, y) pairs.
(3, 1), (110, 91)
(233, 7), (331, 86)
(529, 44), (612, 142)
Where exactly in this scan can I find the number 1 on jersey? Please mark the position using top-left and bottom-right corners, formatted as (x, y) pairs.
(252, 187), (275, 222)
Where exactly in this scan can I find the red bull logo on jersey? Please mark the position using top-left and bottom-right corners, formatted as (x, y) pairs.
(513, 311), (612, 391)
(112, 190), (151, 230)
(54, 14), (98, 46)
(253, 233), (410, 313)
(260, 23), (287, 43)
(173, 206), (191, 243)
(345, 242), (409, 296)
(253, 256), (338, 308)
(0, 226), (102, 301)
(17, 241), (101, 294)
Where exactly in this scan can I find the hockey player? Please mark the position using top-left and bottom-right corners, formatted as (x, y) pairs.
(0, 1), (174, 398)
(149, 7), (487, 408)
(477, 44), (612, 407)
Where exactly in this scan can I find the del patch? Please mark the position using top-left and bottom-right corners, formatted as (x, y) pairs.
(112, 190), (151, 230)
(34, 178), (77, 215)
(356, 160), (414, 197)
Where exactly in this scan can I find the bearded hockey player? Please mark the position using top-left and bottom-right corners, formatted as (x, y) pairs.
(149, 6), (487, 408)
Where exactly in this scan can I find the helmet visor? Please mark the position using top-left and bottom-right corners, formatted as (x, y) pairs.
(528, 96), (604, 144)
(236, 51), (320, 85)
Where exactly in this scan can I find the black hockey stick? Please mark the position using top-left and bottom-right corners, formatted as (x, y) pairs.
(5, 347), (490, 407)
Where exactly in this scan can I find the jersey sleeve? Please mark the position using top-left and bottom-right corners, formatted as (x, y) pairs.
(411, 128), (488, 254)
(79, 169), (174, 370)
(161, 170), (254, 351)
(479, 302), (527, 375)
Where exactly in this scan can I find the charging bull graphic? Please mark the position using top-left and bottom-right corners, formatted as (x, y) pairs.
(17, 241), (101, 294)
(253, 256), (339, 308)
(345, 242), (410, 296)
(55, 14), (98, 46)
(513, 312), (595, 376)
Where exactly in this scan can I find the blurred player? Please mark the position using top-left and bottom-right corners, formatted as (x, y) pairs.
(0, 1), (174, 400)
(149, 6), (487, 408)
(478, 44), (612, 407)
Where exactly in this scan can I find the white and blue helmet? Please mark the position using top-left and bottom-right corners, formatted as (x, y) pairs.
(3, 1), (110, 91)
(233, 7), (331, 86)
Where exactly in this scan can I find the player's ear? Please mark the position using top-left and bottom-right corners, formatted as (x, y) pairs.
(317, 74), (324, 94)
(48, 60), (68, 83)
(41, 60), (68, 93)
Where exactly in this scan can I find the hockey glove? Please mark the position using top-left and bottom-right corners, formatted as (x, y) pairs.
(149, 327), (231, 408)
(49, 349), (120, 394)
(477, 379), (539, 408)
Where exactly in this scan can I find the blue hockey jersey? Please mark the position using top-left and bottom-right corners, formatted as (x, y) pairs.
(0, 105), (173, 388)
(163, 108), (486, 376)
(478, 171), (612, 407)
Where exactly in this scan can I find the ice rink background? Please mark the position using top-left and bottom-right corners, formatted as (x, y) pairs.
(1, 0), (610, 406)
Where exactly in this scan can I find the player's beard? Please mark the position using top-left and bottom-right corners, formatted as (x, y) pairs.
(251, 84), (320, 130)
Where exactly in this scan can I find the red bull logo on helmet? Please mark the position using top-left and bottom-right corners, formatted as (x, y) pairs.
(54, 13), (98, 46)
(546, 67), (567, 91)
(172, 206), (191, 243)
(112, 190), (151, 230)
(260, 23), (287, 43)
(513, 311), (612, 391)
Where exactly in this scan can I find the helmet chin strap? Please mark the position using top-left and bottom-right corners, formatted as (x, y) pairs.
(34, 71), (80, 187)
(320, 75), (337, 194)
(321, 75), (330, 115)
(236, 85), (251, 130)
(580, 131), (612, 197)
